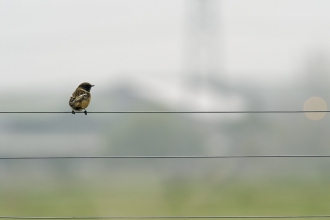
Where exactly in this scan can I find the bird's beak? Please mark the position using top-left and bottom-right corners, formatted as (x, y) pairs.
(91, 85), (95, 87)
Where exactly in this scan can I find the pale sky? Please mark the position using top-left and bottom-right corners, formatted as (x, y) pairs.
(1, 0), (330, 92)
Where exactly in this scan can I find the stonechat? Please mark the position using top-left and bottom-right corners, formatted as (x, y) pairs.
(69, 82), (94, 115)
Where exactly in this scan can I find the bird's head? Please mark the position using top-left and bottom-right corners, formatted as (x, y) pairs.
(79, 82), (95, 92)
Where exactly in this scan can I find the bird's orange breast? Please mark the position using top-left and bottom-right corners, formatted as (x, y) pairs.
(80, 98), (91, 109)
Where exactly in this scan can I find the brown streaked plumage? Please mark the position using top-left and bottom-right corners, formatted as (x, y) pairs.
(69, 82), (94, 115)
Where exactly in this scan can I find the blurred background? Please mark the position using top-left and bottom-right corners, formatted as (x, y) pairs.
(1, 0), (330, 216)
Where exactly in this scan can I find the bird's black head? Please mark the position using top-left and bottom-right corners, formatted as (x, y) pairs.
(78, 82), (95, 92)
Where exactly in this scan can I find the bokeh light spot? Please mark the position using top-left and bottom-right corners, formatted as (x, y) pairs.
(304, 96), (327, 120)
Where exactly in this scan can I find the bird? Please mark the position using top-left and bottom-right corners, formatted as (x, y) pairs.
(69, 82), (94, 115)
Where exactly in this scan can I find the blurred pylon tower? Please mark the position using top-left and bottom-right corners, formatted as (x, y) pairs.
(183, 0), (224, 109)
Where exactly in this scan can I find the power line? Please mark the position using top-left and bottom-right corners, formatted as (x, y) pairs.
(0, 111), (329, 114)
(1, 155), (330, 160)
(1, 216), (330, 219)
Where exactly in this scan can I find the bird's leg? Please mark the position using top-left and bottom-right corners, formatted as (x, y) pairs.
(84, 110), (87, 115)
(72, 110), (75, 114)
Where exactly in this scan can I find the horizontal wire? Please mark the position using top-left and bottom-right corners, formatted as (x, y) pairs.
(1, 155), (330, 160)
(0, 111), (329, 114)
(1, 216), (330, 219)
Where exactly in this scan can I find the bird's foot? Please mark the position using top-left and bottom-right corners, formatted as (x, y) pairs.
(84, 110), (87, 115)
(72, 110), (75, 114)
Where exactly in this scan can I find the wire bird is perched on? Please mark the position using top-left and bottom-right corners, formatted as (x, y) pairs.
(69, 82), (94, 115)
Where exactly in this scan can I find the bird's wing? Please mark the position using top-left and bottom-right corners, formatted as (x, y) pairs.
(69, 88), (89, 105)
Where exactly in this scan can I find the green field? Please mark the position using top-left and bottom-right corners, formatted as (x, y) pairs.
(0, 176), (329, 216)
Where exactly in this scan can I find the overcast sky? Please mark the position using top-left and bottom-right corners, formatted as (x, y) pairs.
(2, 0), (330, 92)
